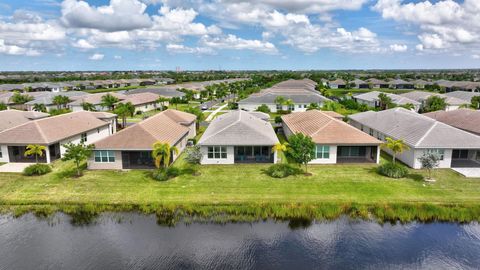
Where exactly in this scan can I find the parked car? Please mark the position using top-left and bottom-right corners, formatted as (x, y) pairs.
(201, 104), (208, 110)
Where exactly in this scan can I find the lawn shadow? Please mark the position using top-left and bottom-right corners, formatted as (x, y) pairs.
(406, 173), (424, 182)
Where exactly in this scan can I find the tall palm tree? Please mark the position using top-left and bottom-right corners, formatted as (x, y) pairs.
(81, 102), (96, 111)
(382, 137), (410, 164)
(24, 144), (47, 163)
(284, 99), (294, 111)
(151, 141), (179, 169)
(33, 103), (47, 112)
(185, 107), (205, 130)
(156, 97), (169, 110)
(101, 93), (119, 111)
(52, 95), (71, 109)
(114, 102), (135, 128)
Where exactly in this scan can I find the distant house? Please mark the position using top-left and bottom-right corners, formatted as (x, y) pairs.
(68, 92), (127, 112)
(116, 92), (160, 114)
(0, 110), (49, 132)
(0, 84), (25, 92)
(399, 91), (468, 111)
(24, 91), (89, 112)
(351, 79), (369, 89)
(238, 79), (330, 112)
(349, 108), (480, 169)
(0, 111), (116, 164)
(366, 78), (390, 89)
(353, 91), (421, 111)
(423, 109), (480, 136)
(388, 79), (414, 90)
(412, 79), (431, 89)
(198, 110), (279, 164)
(328, 79), (346, 89)
(126, 87), (185, 99)
(282, 110), (382, 164)
(444, 91), (480, 105)
(89, 109), (196, 170)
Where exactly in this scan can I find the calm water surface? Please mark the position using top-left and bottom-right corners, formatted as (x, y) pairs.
(1, 213), (479, 270)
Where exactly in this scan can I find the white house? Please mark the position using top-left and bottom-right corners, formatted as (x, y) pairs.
(399, 91), (468, 111)
(349, 108), (480, 169)
(353, 91), (421, 111)
(198, 110), (279, 164)
(0, 111), (116, 164)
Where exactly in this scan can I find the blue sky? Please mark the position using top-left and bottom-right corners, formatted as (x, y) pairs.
(0, 0), (479, 71)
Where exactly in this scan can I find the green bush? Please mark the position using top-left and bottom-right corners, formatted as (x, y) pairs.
(256, 104), (271, 113)
(265, 164), (303, 178)
(23, 164), (52, 176)
(151, 167), (181, 181)
(274, 116), (282, 123)
(377, 162), (408, 178)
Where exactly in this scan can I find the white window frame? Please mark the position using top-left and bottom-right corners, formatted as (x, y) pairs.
(94, 150), (115, 163)
(315, 145), (330, 159)
(81, 132), (87, 142)
(207, 146), (227, 159)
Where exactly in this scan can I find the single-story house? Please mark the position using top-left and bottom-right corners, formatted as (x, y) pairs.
(198, 110), (279, 164)
(412, 79), (431, 89)
(0, 109), (49, 132)
(0, 111), (116, 164)
(282, 110), (382, 164)
(399, 91), (468, 111)
(68, 92), (127, 112)
(423, 109), (480, 136)
(0, 84), (25, 92)
(388, 79), (414, 89)
(366, 78), (390, 89)
(126, 87), (185, 99)
(89, 109), (196, 170)
(349, 108), (480, 169)
(351, 79), (369, 89)
(238, 79), (330, 113)
(353, 91), (421, 111)
(328, 79), (346, 89)
(322, 110), (344, 120)
(116, 92), (160, 114)
(25, 91), (89, 112)
(444, 91), (480, 106)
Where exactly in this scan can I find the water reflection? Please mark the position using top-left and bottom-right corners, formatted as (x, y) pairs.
(0, 213), (479, 270)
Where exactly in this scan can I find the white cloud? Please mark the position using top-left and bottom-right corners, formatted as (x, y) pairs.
(0, 39), (40, 56)
(72, 38), (95, 49)
(374, 0), (480, 51)
(114, 55), (122, 59)
(473, 54), (480, 59)
(166, 44), (215, 54)
(88, 53), (104, 60)
(389, 44), (408, 52)
(200, 34), (278, 53)
(61, 0), (152, 32)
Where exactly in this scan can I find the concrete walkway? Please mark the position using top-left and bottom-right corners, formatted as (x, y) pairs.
(205, 104), (228, 121)
(0, 163), (34, 173)
(451, 167), (480, 178)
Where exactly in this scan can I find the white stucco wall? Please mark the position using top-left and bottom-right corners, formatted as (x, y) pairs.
(59, 125), (111, 156)
(200, 145), (235, 164)
(134, 102), (158, 114)
(309, 145), (338, 164)
(87, 150), (123, 170)
(0, 145), (9, 163)
(239, 103), (318, 113)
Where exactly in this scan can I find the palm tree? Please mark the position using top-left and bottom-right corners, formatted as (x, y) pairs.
(33, 103), (47, 112)
(156, 97), (169, 110)
(151, 141), (179, 169)
(24, 144), (47, 163)
(378, 93), (393, 110)
(101, 94), (119, 111)
(382, 137), (410, 164)
(185, 107), (205, 130)
(274, 96), (286, 110)
(52, 95), (70, 109)
(114, 102), (135, 128)
(81, 102), (96, 111)
(284, 99), (294, 111)
(272, 142), (289, 163)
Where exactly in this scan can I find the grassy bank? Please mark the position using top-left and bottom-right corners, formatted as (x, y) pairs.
(0, 157), (479, 223)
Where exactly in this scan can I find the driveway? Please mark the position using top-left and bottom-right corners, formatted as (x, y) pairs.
(451, 168), (480, 178)
(0, 163), (34, 173)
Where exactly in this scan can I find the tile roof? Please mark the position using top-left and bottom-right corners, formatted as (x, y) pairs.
(24, 91), (89, 105)
(118, 92), (159, 106)
(444, 91), (480, 103)
(0, 111), (110, 145)
(126, 87), (186, 98)
(68, 92), (127, 106)
(198, 110), (279, 146)
(354, 91), (420, 106)
(399, 91), (468, 106)
(94, 109), (195, 150)
(0, 110), (49, 132)
(423, 109), (480, 136)
(282, 110), (381, 145)
(349, 108), (480, 148)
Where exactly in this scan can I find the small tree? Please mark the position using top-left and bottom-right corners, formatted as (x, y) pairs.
(287, 134), (315, 173)
(418, 152), (440, 180)
(10, 92), (33, 104)
(61, 142), (95, 177)
(423, 95), (447, 112)
(114, 102), (135, 128)
(274, 96), (286, 110)
(185, 107), (205, 130)
(383, 137), (409, 164)
(152, 141), (179, 169)
(24, 144), (47, 163)
(378, 92), (393, 110)
(52, 95), (71, 109)
(81, 102), (96, 111)
(0, 102), (7, 111)
(184, 145), (202, 165)
(307, 103), (320, 110)
(256, 104), (271, 113)
(471, 96), (480, 109)
(272, 142), (289, 163)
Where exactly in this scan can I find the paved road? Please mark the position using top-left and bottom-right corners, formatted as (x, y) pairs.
(205, 104), (229, 121)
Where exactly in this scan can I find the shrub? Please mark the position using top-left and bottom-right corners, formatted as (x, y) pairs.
(274, 116), (282, 123)
(151, 167), (181, 181)
(256, 104), (271, 113)
(23, 164), (52, 176)
(265, 164), (302, 178)
(377, 162), (408, 178)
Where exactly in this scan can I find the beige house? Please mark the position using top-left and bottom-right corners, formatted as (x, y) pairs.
(117, 92), (161, 114)
(0, 110), (49, 132)
(0, 111), (116, 164)
(68, 92), (127, 112)
(89, 109), (196, 170)
(282, 110), (382, 164)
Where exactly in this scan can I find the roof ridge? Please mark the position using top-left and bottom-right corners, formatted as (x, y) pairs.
(34, 121), (49, 144)
(198, 111), (242, 143)
(415, 121), (437, 147)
